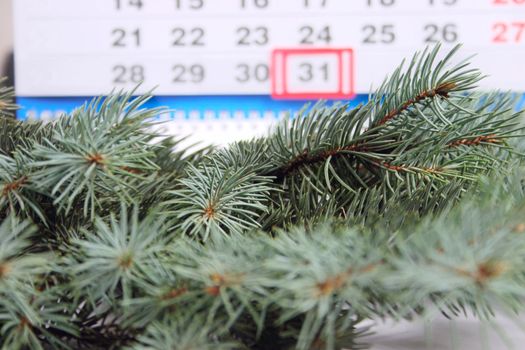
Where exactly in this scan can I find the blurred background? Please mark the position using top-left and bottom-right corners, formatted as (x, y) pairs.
(0, 0), (13, 83)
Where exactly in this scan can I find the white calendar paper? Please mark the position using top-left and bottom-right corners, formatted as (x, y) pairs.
(14, 0), (525, 98)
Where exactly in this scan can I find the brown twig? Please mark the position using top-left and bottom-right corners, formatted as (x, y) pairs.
(448, 134), (501, 148)
(160, 287), (188, 301)
(2, 176), (28, 196)
(85, 153), (105, 165)
(315, 263), (378, 297)
(377, 82), (456, 126)
(204, 272), (245, 296)
(453, 260), (508, 287)
(274, 142), (368, 180)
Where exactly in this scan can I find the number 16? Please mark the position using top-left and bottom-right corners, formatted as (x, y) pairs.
(303, 0), (328, 7)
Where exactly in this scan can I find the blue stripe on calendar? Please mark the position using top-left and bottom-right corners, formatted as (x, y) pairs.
(16, 93), (525, 121)
(15, 94), (370, 121)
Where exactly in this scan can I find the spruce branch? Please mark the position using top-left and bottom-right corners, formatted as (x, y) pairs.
(0, 118), (53, 158)
(132, 313), (241, 350)
(28, 92), (162, 219)
(259, 224), (384, 349)
(0, 46), (524, 350)
(376, 80), (457, 126)
(368, 45), (482, 128)
(384, 174), (525, 320)
(254, 45), (522, 226)
(0, 216), (77, 349)
(0, 77), (17, 119)
(70, 205), (169, 302)
(0, 153), (47, 223)
(133, 171), (525, 349)
(0, 78), (50, 157)
(165, 163), (274, 240)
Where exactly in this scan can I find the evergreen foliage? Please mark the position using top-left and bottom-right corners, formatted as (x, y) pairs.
(0, 45), (525, 349)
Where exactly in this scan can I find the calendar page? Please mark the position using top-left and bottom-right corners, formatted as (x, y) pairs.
(13, 0), (525, 144)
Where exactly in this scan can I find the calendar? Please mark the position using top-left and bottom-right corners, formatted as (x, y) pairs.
(13, 0), (525, 144)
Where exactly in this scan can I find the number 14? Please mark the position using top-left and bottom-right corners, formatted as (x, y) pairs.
(115, 0), (143, 10)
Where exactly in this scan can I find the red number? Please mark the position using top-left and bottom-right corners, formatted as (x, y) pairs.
(492, 22), (525, 43)
(514, 22), (525, 42)
(493, 0), (525, 4)
(493, 23), (507, 42)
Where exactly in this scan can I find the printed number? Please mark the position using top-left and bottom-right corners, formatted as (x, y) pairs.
(240, 0), (269, 8)
(298, 63), (329, 82)
(115, 0), (143, 9)
(235, 63), (269, 82)
(299, 26), (332, 44)
(366, 0), (395, 6)
(428, 0), (457, 5)
(112, 28), (141, 47)
(113, 65), (144, 84)
(493, 22), (525, 43)
(303, 0), (328, 7)
(362, 24), (395, 44)
(172, 64), (205, 83)
(174, 0), (204, 9)
(236, 27), (269, 46)
(493, 0), (525, 4)
(424, 23), (458, 43)
(172, 27), (205, 46)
